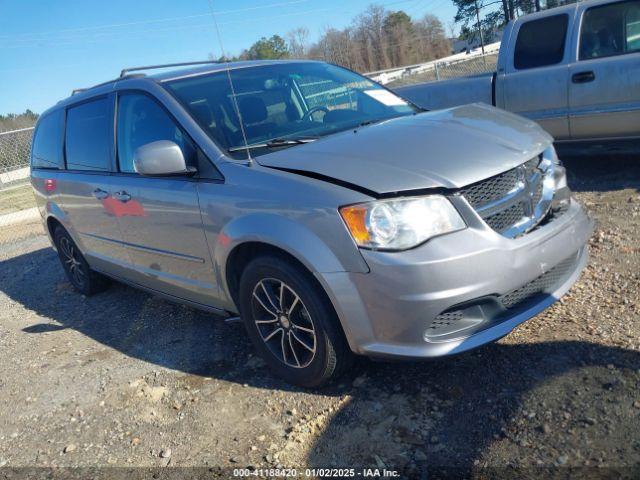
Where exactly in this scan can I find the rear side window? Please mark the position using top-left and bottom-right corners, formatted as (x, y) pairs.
(116, 93), (195, 173)
(580, 0), (640, 60)
(514, 14), (569, 70)
(65, 98), (111, 172)
(31, 110), (64, 169)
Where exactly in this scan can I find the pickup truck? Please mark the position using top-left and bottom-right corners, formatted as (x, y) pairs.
(395, 0), (640, 142)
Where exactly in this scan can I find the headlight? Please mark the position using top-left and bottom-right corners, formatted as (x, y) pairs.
(543, 145), (561, 166)
(544, 145), (570, 205)
(339, 195), (466, 251)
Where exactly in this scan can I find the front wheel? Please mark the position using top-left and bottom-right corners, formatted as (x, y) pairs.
(238, 255), (352, 387)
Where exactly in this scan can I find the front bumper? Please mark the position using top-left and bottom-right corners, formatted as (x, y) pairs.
(317, 198), (593, 359)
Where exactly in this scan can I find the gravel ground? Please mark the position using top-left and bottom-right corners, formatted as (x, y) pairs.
(0, 154), (638, 479)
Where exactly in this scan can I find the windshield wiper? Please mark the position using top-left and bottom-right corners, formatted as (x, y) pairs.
(228, 136), (318, 152)
(357, 118), (391, 128)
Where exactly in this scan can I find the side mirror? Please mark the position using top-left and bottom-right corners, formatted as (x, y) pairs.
(133, 140), (196, 176)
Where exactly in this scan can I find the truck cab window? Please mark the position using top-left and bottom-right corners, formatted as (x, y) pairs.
(514, 14), (569, 70)
(580, 0), (640, 60)
(117, 93), (195, 173)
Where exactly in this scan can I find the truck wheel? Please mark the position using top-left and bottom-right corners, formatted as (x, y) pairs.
(238, 255), (352, 387)
(53, 227), (110, 296)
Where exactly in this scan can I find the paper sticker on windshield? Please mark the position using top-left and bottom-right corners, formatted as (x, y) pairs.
(363, 89), (408, 107)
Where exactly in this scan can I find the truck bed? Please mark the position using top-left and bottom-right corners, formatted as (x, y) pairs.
(394, 71), (496, 111)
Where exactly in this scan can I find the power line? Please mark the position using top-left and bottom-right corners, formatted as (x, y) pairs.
(0, 0), (311, 41)
(0, 7), (337, 49)
(1, 0), (434, 50)
(4, 0), (430, 42)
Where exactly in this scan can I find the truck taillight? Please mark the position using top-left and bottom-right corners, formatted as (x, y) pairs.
(45, 179), (56, 192)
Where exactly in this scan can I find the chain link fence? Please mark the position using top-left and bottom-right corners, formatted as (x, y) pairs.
(0, 127), (33, 189)
(0, 127), (42, 250)
(386, 53), (498, 87)
(365, 43), (500, 88)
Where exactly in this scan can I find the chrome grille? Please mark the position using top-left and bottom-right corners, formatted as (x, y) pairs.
(461, 157), (540, 210)
(460, 155), (555, 238)
(485, 203), (526, 232)
(461, 168), (521, 208)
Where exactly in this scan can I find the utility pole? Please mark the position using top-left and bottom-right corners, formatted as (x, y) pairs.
(474, 0), (486, 55)
(534, 0), (541, 11)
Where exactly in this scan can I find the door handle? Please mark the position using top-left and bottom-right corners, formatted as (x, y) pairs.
(114, 191), (131, 203)
(92, 188), (109, 200)
(572, 71), (595, 84)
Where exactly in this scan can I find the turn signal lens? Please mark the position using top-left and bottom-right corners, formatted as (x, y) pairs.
(339, 204), (370, 245)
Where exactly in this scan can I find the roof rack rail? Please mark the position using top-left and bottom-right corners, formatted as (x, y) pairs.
(69, 75), (142, 98)
(120, 60), (221, 78)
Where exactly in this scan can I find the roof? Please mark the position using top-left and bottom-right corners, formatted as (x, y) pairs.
(510, 0), (617, 23)
(43, 59), (321, 116)
(149, 59), (320, 82)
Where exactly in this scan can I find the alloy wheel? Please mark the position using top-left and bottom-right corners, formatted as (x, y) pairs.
(59, 236), (86, 289)
(251, 278), (317, 369)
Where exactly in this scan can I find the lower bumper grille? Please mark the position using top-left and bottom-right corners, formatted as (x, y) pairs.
(427, 251), (581, 339)
(498, 254), (579, 308)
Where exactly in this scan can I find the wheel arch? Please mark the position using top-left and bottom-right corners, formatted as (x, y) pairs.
(215, 213), (366, 308)
(42, 200), (77, 249)
(46, 216), (64, 239)
(224, 242), (310, 309)
(223, 240), (357, 358)
(44, 212), (83, 252)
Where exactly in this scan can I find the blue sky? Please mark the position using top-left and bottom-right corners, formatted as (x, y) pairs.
(0, 0), (458, 115)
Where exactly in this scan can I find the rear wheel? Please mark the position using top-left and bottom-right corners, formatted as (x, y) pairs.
(53, 227), (110, 296)
(238, 255), (352, 387)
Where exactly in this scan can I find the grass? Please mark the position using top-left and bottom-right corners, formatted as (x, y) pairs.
(0, 183), (36, 215)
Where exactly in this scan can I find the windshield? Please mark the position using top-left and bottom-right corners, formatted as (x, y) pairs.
(164, 62), (417, 158)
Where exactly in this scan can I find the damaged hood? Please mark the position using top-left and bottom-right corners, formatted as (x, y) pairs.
(257, 103), (553, 195)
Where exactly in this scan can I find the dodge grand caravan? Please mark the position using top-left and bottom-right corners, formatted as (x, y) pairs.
(31, 60), (593, 387)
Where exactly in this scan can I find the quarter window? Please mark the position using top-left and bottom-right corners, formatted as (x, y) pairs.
(116, 93), (195, 173)
(31, 110), (64, 169)
(514, 14), (569, 70)
(580, 0), (640, 60)
(65, 98), (112, 172)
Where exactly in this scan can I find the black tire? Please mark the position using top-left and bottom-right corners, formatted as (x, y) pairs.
(53, 226), (110, 296)
(238, 255), (352, 387)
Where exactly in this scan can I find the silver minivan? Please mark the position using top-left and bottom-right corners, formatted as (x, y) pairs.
(31, 60), (593, 386)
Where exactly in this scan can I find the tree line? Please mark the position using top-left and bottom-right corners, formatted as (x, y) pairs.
(220, 0), (581, 71)
(0, 110), (39, 132)
(454, 0), (578, 46)
(214, 4), (452, 73)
